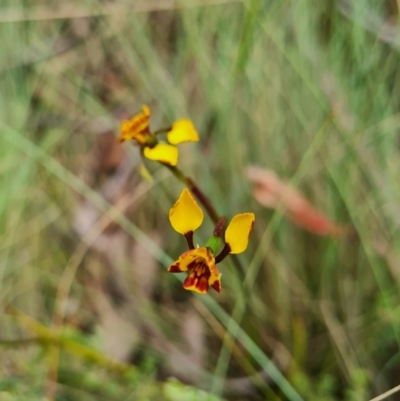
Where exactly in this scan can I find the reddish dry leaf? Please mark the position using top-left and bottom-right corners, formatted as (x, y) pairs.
(247, 166), (348, 236)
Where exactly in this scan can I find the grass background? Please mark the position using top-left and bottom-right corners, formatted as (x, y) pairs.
(1, 0), (400, 400)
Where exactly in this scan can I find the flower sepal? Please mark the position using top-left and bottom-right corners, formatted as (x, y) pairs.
(167, 119), (199, 145)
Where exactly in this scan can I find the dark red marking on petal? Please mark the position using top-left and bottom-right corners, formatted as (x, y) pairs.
(196, 276), (209, 293)
(183, 270), (210, 293)
(250, 220), (254, 234)
(183, 272), (196, 288)
(168, 263), (182, 273)
(211, 280), (221, 293)
(187, 260), (198, 270)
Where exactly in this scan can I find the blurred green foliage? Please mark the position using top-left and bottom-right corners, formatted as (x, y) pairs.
(1, 0), (400, 400)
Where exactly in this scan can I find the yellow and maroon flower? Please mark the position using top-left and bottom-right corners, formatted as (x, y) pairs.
(169, 247), (221, 294)
(118, 105), (199, 166)
(168, 188), (255, 294)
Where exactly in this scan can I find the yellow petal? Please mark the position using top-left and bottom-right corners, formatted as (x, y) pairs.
(169, 189), (204, 235)
(167, 119), (199, 145)
(143, 143), (179, 166)
(225, 213), (255, 254)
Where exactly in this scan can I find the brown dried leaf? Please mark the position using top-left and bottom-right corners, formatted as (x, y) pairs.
(247, 166), (348, 236)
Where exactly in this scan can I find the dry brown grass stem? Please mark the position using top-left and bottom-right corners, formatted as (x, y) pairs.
(0, 0), (244, 23)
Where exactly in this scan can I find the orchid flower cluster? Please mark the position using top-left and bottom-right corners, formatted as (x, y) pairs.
(118, 105), (198, 166)
(118, 106), (255, 294)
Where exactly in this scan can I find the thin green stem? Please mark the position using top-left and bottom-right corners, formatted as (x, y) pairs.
(153, 127), (172, 135)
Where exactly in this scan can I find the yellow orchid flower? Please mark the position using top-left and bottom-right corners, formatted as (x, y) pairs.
(118, 106), (199, 166)
(119, 105), (151, 145)
(168, 188), (255, 294)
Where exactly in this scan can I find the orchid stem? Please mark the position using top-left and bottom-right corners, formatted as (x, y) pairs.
(153, 127), (172, 135)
